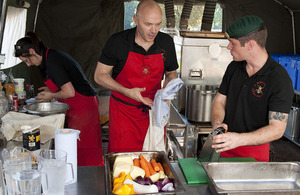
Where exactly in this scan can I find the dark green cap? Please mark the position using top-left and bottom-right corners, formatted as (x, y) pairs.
(226, 15), (264, 39)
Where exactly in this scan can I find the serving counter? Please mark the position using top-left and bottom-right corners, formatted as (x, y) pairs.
(64, 163), (212, 195)
(0, 140), (211, 194)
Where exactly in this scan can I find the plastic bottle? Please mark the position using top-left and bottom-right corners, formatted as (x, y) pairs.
(12, 95), (19, 111)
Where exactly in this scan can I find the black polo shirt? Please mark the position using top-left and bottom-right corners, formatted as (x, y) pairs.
(99, 27), (178, 79)
(39, 49), (96, 96)
(219, 55), (293, 133)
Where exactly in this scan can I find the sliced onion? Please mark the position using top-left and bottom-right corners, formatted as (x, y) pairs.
(153, 181), (164, 191)
(134, 176), (146, 185)
(143, 177), (153, 185)
(161, 177), (171, 186)
(167, 185), (175, 192)
(134, 176), (153, 185)
(161, 182), (174, 192)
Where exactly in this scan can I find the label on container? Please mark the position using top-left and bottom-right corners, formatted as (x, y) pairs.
(23, 129), (40, 151)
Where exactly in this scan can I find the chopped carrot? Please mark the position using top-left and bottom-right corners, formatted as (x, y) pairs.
(133, 158), (140, 167)
(162, 162), (171, 177)
(139, 154), (147, 162)
(146, 160), (156, 176)
(150, 159), (160, 172)
(139, 155), (156, 176)
(157, 162), (164, 173)
(140, 159), (150, 178)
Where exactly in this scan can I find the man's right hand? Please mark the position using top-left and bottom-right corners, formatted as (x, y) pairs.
(124, 87), (153, 107)
(95, 62), (153, 107)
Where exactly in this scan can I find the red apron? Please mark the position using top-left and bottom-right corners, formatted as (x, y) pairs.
(44, 49), (104, 166)
(108, 46), (164, 153)
(220, 143), (270, 161)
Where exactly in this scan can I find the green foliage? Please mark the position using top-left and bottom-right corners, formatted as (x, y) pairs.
(212, 4), (222, 31)
(188, 6), (204, 30)
(124, 1), (222, 31)
(124, 1), (139, 30)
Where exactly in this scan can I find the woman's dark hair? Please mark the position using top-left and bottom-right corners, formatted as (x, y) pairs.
(14, 31), (46, 57)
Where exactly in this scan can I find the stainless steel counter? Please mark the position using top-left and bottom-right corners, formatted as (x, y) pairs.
(65, 163), (212, 195)
(64, 166), (106, 194)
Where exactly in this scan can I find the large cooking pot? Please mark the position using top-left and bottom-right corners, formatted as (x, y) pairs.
(185, 85), (218, 122)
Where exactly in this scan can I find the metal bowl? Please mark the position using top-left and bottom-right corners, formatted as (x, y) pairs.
(23, 102), (70, 116)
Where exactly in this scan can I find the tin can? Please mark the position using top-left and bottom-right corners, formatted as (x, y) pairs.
(21, 125), (41, 151)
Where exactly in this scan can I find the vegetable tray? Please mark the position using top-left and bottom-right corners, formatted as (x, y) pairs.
(105, 151), (184, 195)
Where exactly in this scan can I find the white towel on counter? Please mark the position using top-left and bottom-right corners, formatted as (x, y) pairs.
(142, 78), (183, 152)
(1, 111), (65, 143)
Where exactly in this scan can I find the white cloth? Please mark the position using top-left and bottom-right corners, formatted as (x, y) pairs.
(153, 78), (183, 127)
(142, 108), (165, 151)
(142, 78), (183, 151)
(1, 6), (27, 69)
(1, 111), (65, 143)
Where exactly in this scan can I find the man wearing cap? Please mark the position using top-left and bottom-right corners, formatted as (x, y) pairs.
(210, 15), (293, 161)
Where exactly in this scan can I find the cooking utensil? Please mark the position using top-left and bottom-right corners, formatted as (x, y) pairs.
(201, 161), (300, 194)
(23, 102), (70, 116)
(197, 127), (226, 163)
(185, 85), (218, 122)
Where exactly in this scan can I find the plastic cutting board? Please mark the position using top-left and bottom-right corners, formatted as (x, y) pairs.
(178, 157), (256, 184)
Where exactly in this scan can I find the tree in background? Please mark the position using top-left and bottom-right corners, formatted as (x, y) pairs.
(124, 1), (222, 32)
(124, 1), (139, 30)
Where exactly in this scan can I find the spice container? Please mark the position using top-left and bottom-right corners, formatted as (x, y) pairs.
(21, 125), (41, 151)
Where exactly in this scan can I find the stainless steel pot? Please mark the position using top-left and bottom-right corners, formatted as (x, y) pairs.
(185, 85), (218, 122)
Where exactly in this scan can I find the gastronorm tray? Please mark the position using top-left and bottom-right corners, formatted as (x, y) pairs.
(201, 162), (300, 195)
(105, 151), (184, 195)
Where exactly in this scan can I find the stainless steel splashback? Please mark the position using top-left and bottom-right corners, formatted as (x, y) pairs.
(173, 36), (233, 113)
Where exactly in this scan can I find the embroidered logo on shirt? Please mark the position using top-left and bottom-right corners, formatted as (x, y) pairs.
(140, 65), (151, 77)
(157, 48), (167, 62)
(252, 81), (266, 97)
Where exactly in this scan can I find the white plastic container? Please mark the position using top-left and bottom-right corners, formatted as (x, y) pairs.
(13, 78), (25, 93)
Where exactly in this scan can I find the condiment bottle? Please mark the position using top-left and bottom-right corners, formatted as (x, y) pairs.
(21, 125), (41, 151)
(12, 95), (19, 111)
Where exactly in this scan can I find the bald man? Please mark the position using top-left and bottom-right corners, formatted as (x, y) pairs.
(94, 0), (178, 153)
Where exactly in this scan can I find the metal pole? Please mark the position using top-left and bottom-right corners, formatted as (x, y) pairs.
(273, 0), (296, 54)
(288, 9), (296, 54)
(33, 0), (43, 32)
